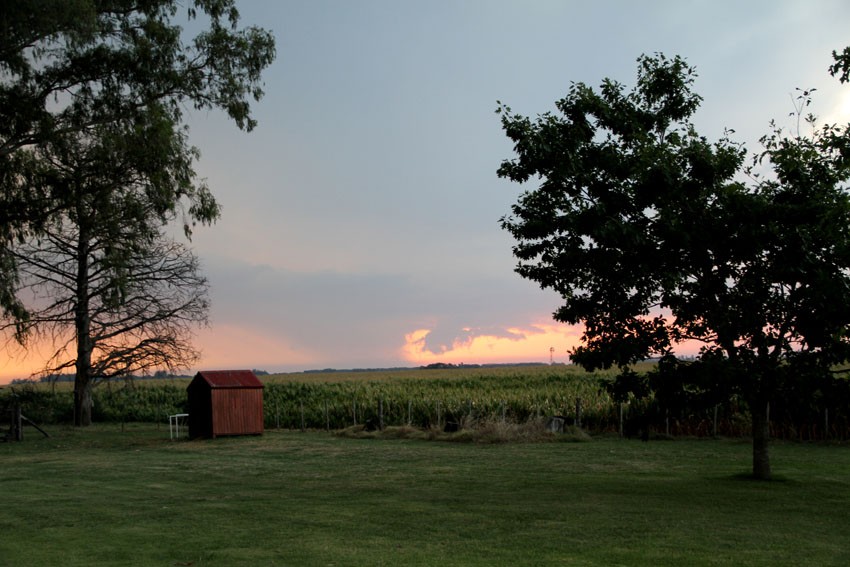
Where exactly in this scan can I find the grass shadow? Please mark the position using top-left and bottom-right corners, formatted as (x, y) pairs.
(726, 472), (798, 484)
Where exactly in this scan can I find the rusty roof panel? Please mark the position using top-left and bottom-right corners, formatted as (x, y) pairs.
(194, 369), (264, 389)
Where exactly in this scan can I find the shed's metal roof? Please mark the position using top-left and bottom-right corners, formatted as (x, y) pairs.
(192, 370), (264, 389)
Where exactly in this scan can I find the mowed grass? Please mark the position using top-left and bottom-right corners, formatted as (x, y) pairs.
(2, 425), (849, 566)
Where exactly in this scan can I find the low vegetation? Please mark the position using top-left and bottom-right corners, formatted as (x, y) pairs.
(2, 423), (849, 566)
(334, 419), (592, 443)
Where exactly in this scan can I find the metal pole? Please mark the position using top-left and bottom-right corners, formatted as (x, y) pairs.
(713, 405), (718, 438)
(14, 404), (23, 442)
(619, 403), (624, 437)
(825, 408), (829, 441)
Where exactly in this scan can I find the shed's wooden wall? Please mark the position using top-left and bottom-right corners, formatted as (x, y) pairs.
(210, 388), (264, 437)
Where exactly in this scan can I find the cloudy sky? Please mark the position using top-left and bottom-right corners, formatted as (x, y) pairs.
(3, 0), (850, 381)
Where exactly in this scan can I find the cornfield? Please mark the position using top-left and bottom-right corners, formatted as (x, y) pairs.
(262, 367), (616, 431)
(3, 363), (849, 440)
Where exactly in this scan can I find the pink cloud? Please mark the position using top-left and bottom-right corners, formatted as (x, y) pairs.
(401, 321), (583, 366)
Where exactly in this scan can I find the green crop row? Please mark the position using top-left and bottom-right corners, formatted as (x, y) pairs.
(1, 369), (612, 428)
(3, 366), (848, 440)
(262, 371), (614, 431)
(1, 382), (187, 425)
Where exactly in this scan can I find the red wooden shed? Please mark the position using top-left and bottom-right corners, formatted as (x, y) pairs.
(187, 370), (264, 439)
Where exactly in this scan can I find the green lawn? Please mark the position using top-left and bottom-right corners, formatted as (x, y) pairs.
(2, 424), (849, 566)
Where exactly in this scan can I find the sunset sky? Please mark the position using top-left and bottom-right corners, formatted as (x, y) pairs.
(3, 0), (850, 383)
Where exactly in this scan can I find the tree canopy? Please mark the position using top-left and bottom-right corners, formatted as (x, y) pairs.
(3, 110), (213, 425)
(0, 1), (275, 424)
(0, 0), (275, 322)
(498, 52), (850, 479)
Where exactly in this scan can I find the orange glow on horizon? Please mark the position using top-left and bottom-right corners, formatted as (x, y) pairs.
(0, 358), (40, 384)
(0, 324), (318, 385)
(193, 323), (318, 370)
(0, 337), (63, 385)
(401, 322), (584, 366)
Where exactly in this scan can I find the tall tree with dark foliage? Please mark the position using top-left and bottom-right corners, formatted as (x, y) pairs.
(498, 51), (850, 479)
(0, 1), (275, 424)
(5, 108), (212, 425)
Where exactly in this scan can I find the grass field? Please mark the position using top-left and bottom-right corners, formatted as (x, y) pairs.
(2, 424), (849, 566)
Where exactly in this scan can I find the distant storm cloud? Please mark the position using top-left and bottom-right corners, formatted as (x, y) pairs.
(401, 322), (583, 366)
(420, 325), (528, 354)
(199, 259), (571, 370)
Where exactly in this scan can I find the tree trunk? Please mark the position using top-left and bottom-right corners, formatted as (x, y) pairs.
(74, 377), (93, 427)
(751, 400), (771, 480)
(73, 218), (93, 427)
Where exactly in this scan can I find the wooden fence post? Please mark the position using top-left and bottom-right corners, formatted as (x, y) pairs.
(825, 408), (829, 441)
(14, 404), (23, 442)
(619, 403), (624, 437)
(713, 405), (718, 438)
